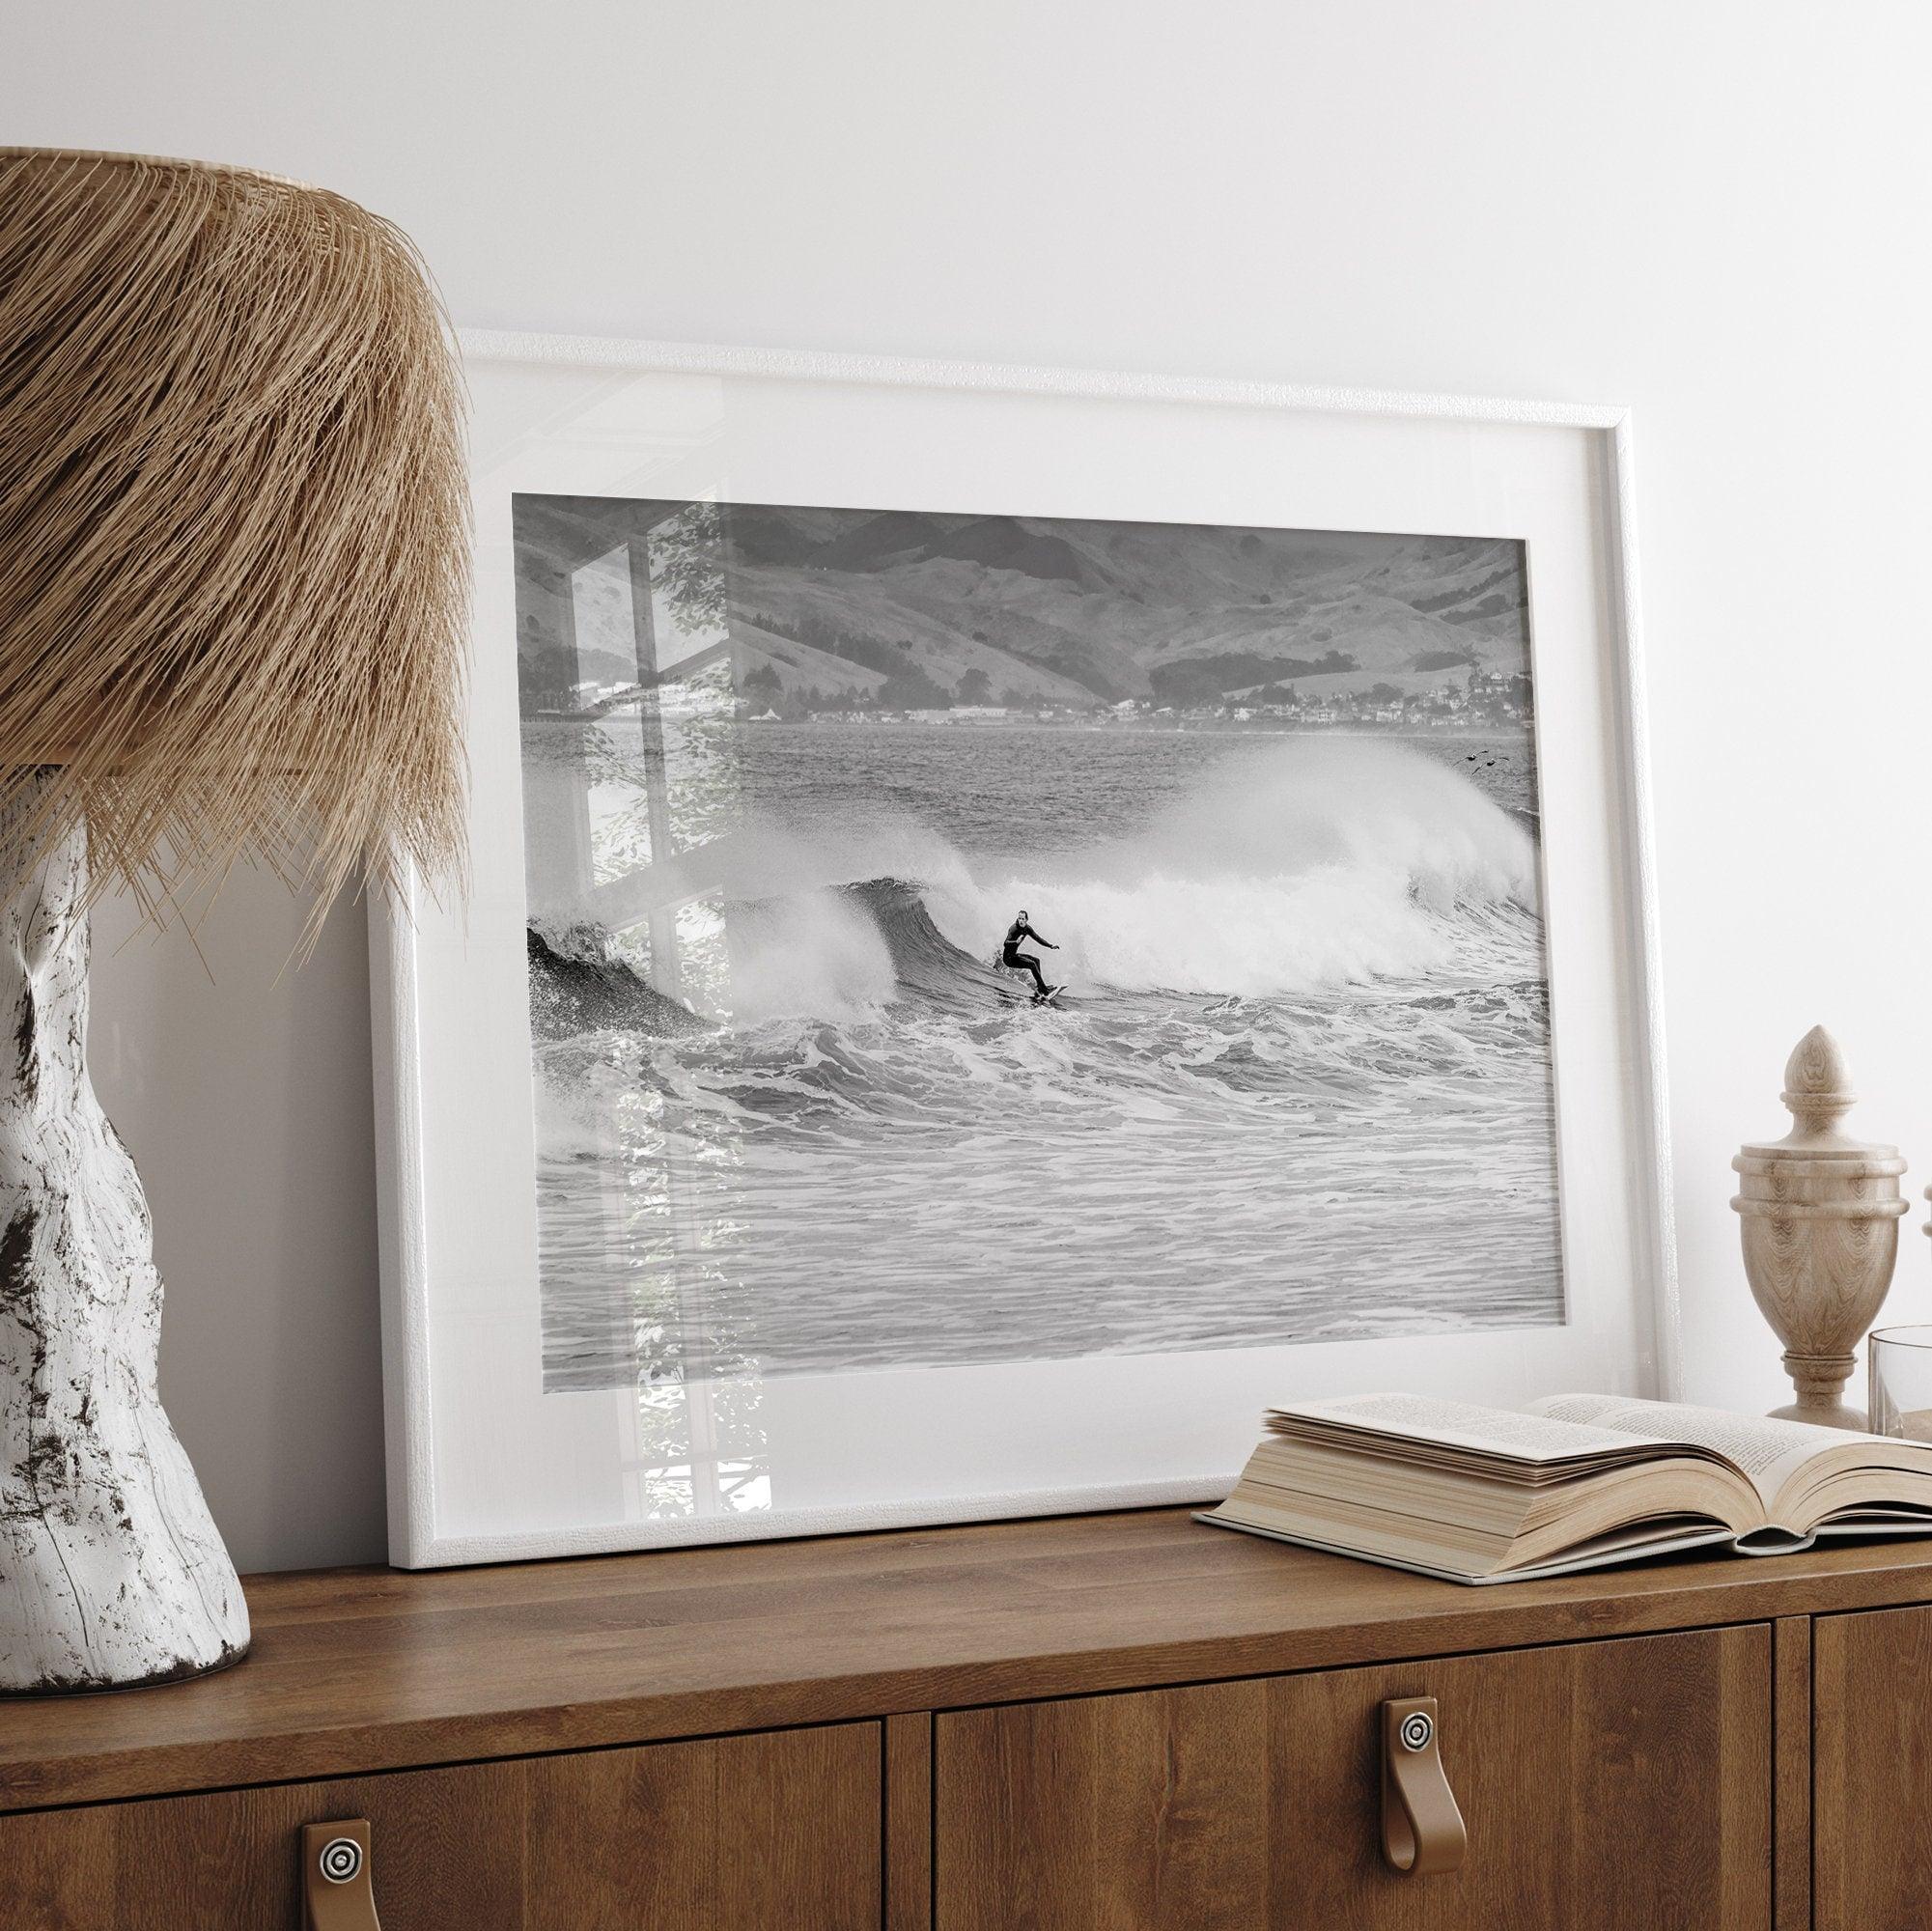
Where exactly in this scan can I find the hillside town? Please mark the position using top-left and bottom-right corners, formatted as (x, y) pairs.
(521, 506), (1539, 743)
(726, 663), (1532, 731)
(532, 662), (1533, 732)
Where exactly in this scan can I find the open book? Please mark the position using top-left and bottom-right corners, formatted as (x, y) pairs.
(1198, 1392), (1932, 1583)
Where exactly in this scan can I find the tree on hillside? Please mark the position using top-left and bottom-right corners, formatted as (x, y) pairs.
(956, 667), (993, 705)
(742, 661), (782, 703)
(878, 664), (952, 711)
(1150, 661), (1224, 708)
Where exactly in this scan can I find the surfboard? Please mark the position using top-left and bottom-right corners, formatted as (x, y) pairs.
(1033, 984), (1066, 1006)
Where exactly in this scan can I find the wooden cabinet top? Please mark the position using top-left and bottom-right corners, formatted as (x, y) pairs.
(7, 1506), (1932, 1812)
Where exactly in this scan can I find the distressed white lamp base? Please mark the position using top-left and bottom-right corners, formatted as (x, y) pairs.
(0, 816), (248, 1693)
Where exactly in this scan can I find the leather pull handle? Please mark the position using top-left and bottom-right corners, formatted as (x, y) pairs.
(1381, 1697), (1467, 1876)
(302, 1820), (382, 1931)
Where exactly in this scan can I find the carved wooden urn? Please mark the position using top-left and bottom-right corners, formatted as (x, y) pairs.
(1732, 1026), (1908, 1430)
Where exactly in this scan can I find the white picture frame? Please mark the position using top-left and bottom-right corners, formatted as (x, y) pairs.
(371, 332), (1676, 1568)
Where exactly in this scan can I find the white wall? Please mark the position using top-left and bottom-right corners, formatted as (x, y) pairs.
(11, 0), (1930, 1572)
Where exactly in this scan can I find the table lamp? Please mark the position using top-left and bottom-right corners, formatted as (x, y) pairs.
(0, 149), (467, 1692)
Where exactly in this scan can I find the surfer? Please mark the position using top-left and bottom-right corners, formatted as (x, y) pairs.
(1000, 910), (1059, 999)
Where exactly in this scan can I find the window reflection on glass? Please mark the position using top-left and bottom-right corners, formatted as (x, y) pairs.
(515, 493), (1560, 1446)
(515, 492), (765, 1519)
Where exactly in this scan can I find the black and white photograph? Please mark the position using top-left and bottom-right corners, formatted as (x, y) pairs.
(515, 494), (1560, 1395)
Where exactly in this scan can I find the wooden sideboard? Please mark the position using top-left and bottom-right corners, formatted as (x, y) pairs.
(4, 1506), (1932, 1928)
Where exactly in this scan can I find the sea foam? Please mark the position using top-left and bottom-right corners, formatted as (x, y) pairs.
(708, 738), (1541, 1010)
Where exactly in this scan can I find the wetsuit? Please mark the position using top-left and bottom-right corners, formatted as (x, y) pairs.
(1001, 919), (1051, 995)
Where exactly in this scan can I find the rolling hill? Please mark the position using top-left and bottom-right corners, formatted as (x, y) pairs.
(718, 509), (1530, 706)
(514, 497), (1533, 709)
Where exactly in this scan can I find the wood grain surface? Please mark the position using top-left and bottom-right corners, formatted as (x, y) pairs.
(885, 1711), (934, 1931)
(1774, 1615), (1813, 1931)
(1813, 1602), (1932, 1931)
(937, 1624), (1772, 1929)
(5, 1507), (1932, 1813)
(0, 1722), (879, 1930)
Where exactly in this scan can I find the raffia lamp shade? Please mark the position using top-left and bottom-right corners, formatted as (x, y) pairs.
(0, 150), (469, 1692)
(0, 147), (468, 915)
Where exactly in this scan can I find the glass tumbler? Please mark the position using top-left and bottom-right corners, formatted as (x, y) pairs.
(1867, 1326), (1932, 1440)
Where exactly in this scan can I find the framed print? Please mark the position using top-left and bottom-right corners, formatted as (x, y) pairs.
(371, 335), (1676, 1567)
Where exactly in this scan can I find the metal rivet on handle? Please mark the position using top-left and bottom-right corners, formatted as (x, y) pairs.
(319, 1837), (364, 1885)
(1398, 1710), (1434, 1752)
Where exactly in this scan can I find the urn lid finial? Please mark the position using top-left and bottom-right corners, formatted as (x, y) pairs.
(1737, 1023), (1896, 1160)
(1780, 1024), (1856, 1144)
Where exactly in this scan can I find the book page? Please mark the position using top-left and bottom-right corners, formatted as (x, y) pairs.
(1528, 1394), (1847, 1506)
(1271, 1392), (1667, 1463)
(1199, 1510), (1745, 1586)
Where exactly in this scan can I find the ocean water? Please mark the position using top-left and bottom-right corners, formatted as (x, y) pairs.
(529, 723), (1562, 1391)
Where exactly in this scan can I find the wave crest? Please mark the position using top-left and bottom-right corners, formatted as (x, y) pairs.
(533, 738), (1544, 1023)
(927, 738), (1542, 999)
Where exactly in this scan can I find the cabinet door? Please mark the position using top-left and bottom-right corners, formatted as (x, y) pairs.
(0, 1721), (879, 1930)
(938, 1626), (1770, 1930)
(1814, 1603), (1932, 1931)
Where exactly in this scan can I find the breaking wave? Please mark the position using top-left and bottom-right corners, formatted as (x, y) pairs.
(706, 737), (1543, 1021)
(528, 735), (1563, 1383)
